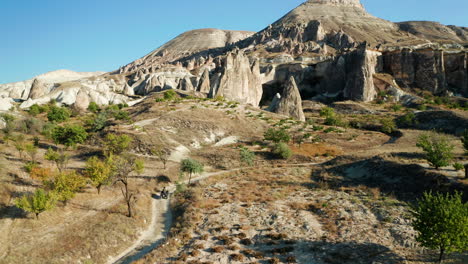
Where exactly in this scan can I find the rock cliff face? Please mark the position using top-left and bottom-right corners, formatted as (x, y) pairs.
(269, 76), (305, 121)
(382, 49), (467, 96)
(211, 51), (263, 106)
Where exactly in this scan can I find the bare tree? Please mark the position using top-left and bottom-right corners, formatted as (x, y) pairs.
(111, 154), (144, 217)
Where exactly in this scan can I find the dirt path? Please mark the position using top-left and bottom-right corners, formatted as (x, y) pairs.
(108, 163), (321, 264)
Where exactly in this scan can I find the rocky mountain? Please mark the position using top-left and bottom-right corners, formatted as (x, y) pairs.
(0, 0), (466, 120)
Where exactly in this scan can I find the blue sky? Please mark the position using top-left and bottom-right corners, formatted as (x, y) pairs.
(0, 0), (466, 84)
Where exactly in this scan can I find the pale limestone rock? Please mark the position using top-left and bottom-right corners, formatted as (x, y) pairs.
(28, 78), (49, 99)
(123, 83), (135, 96)
(0, 97), (13, 111)
(197, 68), (211, 93)
(73, 89), (90, 112)
(270, 77), (305, 121)
(213, 51), (263, 106)
(178, 77), (194, 91)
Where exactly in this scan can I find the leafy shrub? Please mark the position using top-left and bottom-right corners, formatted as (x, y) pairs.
(41, 123), (57, 139)
(117, 103), (128, 109)
(239, 147), (255, 166)
(113, 110), (129, 121)
(319, 107), (335, 118)
(380, 118), (397, 134)
(51, 124), (88, 147)
(324, 115), (345, 126)
(416, 132), (454, 169)
(28, 104), (42, 116)
(411, 191), (467, 263)
(453, 163), (464, 171)
(47, 106), (71, 123)
(312, 125), (324, 131)
(391, 104), (403, 112)
(264, 128), (291, 143)
(20, 117), (44, 135)
(272, 143), (292, 159)
(397, 112), (418, 128)
(86, 112), (109, 132)
(164, 90), (177, 101)
(87, 102), (100, 113)
(24, 161), (38, 173)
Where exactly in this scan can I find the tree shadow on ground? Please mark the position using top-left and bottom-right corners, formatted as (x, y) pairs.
(68, 201), (121, 215)
(0, 205), (28, 219)
(312, 155), (468, 202)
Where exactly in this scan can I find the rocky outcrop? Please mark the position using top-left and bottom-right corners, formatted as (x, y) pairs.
(343, 48), (379, 101)
(119, 29), (254, 74)
(197, 68), (211, 93)
(211, 51), (263, 106)
(178, 76), (195, 91)
(382, 49), (467, 96)
(73, 89), (90, 112)
(269, 76), (305, 121)
(28, 78), (49, 99)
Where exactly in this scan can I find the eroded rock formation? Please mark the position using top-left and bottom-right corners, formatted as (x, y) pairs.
(269, 76), (305, 121)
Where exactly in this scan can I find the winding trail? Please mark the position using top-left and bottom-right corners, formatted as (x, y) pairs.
(107, 162), (321, 264)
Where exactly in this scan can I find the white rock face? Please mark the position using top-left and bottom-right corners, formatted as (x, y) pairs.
(0, 69), (104, 100)
(212, 51), (263, 106)
(0, 97), (14, 111)
(269, 77), (305, 121)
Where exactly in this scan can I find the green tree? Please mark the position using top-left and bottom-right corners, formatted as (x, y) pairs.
(180, 158), (204, 185)
(25, 143), (38, 163)
(272, 142), (293, 159)
(461, 129), (468, 154)
(416, 132), (454, 169)
(15, 189), (56, 219)
(102, 134), (132, 157)
(411, 191), (467, 263)
(47, 106), (71, 123)
(239, 147), (255, 166)
(264, 128), (291, 143)
(86, 112), (109, 132)
(46, 171), (86, 205)
(84, 156), (113, 194)
(111, 154), (144, 217)
(51, 124), (88, 148)
(45, 148), (69, 172)
(12, 134), (26, 159)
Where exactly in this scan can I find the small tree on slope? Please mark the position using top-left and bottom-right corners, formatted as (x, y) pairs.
(15, 189), (56, 219)
(416, 132), (454, 169)
(180, 159), (204, 185)
(410, 191), (467, 263)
